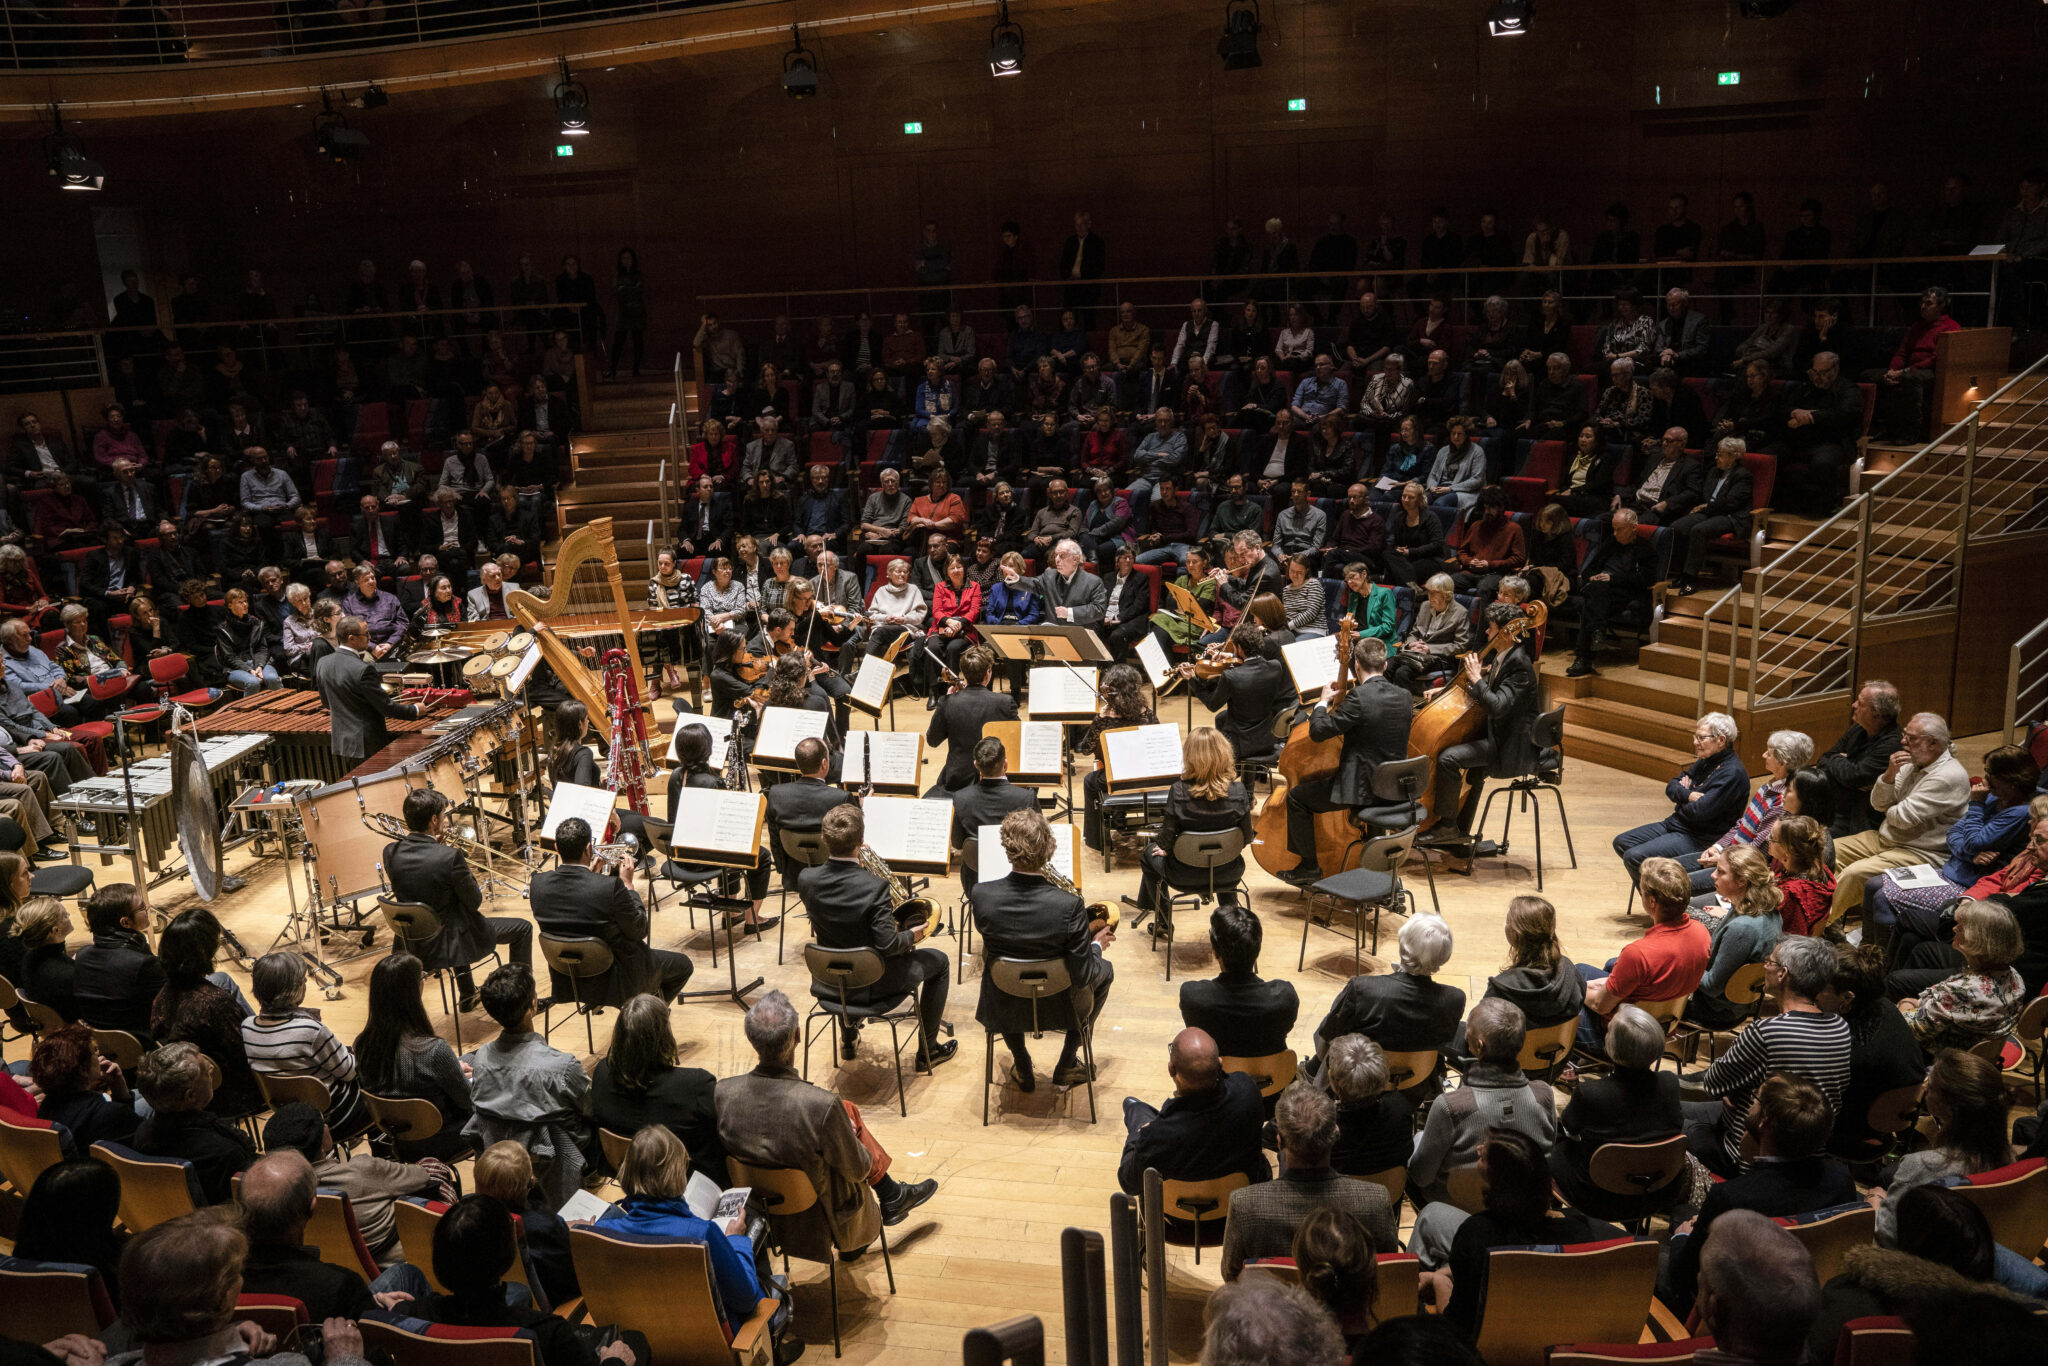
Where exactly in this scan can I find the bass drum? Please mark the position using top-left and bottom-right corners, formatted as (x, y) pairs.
(169, 728), (226, 902)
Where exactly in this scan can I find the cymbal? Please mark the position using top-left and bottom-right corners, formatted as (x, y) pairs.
(478, 630), (511, 652)
(410, 649), (470, 664)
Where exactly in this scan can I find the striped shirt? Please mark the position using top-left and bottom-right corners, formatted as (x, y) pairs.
(1700, 1009), (1851, 1170)
(241, 1010), (361, 1115)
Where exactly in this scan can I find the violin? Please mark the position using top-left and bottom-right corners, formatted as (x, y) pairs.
(1184, 640), (1244, 680)
(732, 643), (770, 683)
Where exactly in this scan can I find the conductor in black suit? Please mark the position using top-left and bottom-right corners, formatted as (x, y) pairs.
(969, 807), (1116, 1092)
(531, 816), (693, 1005)
(1178, 904), (1298, 1060)
(383, 788), (534, 1011)
(951, 737), (1040, 894)
(1279, 636), (1415, 886)
(764, 738), (856, 880)
(924, 645), (1019, 795)
(1420, 601), (1542, 849)
(1189, 620), (1289, 760)
(800, 804), (956, 1069)
(312, 615), (424, 762)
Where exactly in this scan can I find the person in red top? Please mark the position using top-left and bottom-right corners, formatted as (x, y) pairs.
(907, 468), (968, 543)
(686, 417), (741, 489)
(1449, 486), (1527, 606)
(929, 553), (983, 679)
(1576, 856), (1712, 1055)
(31, 472), (100, 551)
(1079, 407), (1130, 478)
(1867, 286), (1963, 442)
(881, 311), (927, 384)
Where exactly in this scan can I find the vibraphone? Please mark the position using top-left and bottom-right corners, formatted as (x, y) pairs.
(53, 732), (274, 873)
(192, 690), (445, 784)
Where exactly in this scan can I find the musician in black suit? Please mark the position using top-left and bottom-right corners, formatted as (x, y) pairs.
(531, 816), (693, 1006)
(969, 807), (1116, 1092)
(1188, 620), (1288, 761)
(666, 721), (775, 930)
(924, 645), (1019, 795)
(1419, 601), (1542, 849)
(1278, 636), (1416, 887)
(765, 738), (856, 881)
(1664, 436), (1754, 597)
(383, 788), (534, 1011)
(951, 737), (1040, 893)
(1178, 904), (1298, 1061)
(1135, 726), (1254, 935)
(800, 804), (956, 1069)
(312, 616), (424, 762)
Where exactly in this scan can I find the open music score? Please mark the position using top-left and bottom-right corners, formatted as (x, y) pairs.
(844, 730), (922, 794)
(860, 794), (954, 874)
(1100, 723), (1184, 792)
(1280, 633), (1342, 701)
(1134, 633), (1174, 692)
(978, 820), (1080, 886)
(541, 781), (618, 840)
(846, 653), (897, 715)
(753, 706), (831, 770)
(1027, 665), (1098, 720)
(666, 787), (768, 869)
(667, 715), (735, 768)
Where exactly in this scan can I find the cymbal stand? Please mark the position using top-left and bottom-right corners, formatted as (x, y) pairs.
(266, 815), (346, 999)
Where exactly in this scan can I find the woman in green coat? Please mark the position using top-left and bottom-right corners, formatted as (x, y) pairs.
(1335, 560), (1398, 644)
(1149, 544), (1219, 649)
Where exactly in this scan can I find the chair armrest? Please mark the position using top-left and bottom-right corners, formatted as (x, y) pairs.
(553, 1297), (586, 1324)
(730, 1297), (779, 1366)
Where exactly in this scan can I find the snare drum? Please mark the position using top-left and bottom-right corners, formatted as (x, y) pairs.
(462, 655), (498, 697)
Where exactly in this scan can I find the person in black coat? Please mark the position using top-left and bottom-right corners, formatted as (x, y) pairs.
(1665, 438), (1754, 595)
(1177, 903), (1298, 1060)
(1611, 711), (1750, 882)
(130, 1039), (258, 1204)
(485, 486), (542, 568)
(590, 993), (727, 1183)
(1280, 636), (1415, 885)
(1114, 1027), (1269, 1213)
(1311, 914), (1467, 1062)
(1100, 548), (1153, 655)
(1818, 682), (1903, 838)
(349, 498), (412, 576)
(969, 808), (1115, 1091)
(951, 737), (1041, 893)
(384, 788), (533, 1011)
(764, 739), (857, 880)
(1764, 350), (1865, 515)
(799, 804), (954, 1069)
(1189, 620), (1289, 761)
(924, 645), (1020, 794)
(78, 525), (146, 633)
(1135, 727), (1254, 933)
(238, 1150), (390, 1320)
(530, 817), (692, 1006)
(1420, 604), (1541, 848)
(1548, 1003), (1686, 1221)
(662, 722), (774, 929)
(1567, 509), (1661, 678)
(312, 617), (424, 762)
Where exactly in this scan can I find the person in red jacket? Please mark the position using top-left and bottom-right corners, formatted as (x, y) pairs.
(1866, 286), (1962, 442)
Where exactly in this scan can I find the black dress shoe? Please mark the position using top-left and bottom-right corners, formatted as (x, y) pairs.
(880, 1177), (938, 1226)
(1011, 1059), (1037, 1093)
(743, 916), (781, 936)
(30, 849), (63, 864)
(915, 1039), (958, 1070)
(775, 1337), (806, 1365)
(457, 994), (482, 1014)
(1053, 1061), (1096, 1087)
(1276, 865), (1322, 888)
(1564, 658), (1597, 678)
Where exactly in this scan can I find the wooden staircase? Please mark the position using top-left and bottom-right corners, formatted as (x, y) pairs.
(553, 372), (694, 582)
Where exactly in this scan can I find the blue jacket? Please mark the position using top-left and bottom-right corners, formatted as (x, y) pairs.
(1939, 794), (2034, 885)
(1667, 745), (1750, 838)
(982, 581), (1042, 625)
(598, 1196), (764, 1333)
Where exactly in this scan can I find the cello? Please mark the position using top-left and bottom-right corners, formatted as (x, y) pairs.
(1405, 600), (1547, 824)
(1251, 618), (1358, 879)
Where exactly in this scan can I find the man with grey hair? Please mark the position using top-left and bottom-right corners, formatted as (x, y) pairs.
(1664, 435), (1754, 596)
(716, 990), (936, 1258)
(1686, 935), (1849, 1175)
(1826, 709), (1971, 930)
(1817, 680), (1903, 838)
(1566, 505), (1659, 678)
(1220, 1082), (1396, 1279)
(1407, 998), (1556, 1257)
(1694, 1210), (1821, 1362)
(1656, 285), (1709, 374)
(1312, 914), (1465, 1066)
(1117, 1027), (1269, 1205)
(1037, 537), (1107, 626)
(239, 1150), (429, 1316)
(314, 613), (425, 762)
(1325, 1034), (1415, 1175)
(1613, 711), (1750, 883)
(1199, 1278), (1345, 1366)
(1765, 347), (1862, 513)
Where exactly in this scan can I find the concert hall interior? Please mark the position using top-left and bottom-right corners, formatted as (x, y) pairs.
(3, 3), (2048, 1366)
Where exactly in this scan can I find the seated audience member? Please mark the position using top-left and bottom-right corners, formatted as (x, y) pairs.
(1893, 899), (2026, 1055)
(1287, 1209), (1381, 1355)
(1660, 1072), (1855, 1314)
(1685, 936), (1850, 1175)
(1773, 809), (1840, 937)
(1323, 1034), (1414, 1177)
(1682, 729), (1814, 894)
(1221, 1083), (1395, 1280)
(1691, 1211), (1823, 1366)
(131, 1042), (258, 1204)
(1819, 943), (1927, 1160)
(1549, 1005), (1685, 1221)
(1819, 680), (1904, 838)
(1804, 1187), (2021, 1364)
(13, 1158), (127, 1304)
(1828, 710), (1972, 931)
(1197, 1278), (1346, 1366)
(1611, 712), (1750, 883)
(238, 1150), (430, 1317)
(717, 990), (938, 1259)
(71, 883), (165, 1042)
(598, 1125), (785, 1340)
(1890, 804), (2048, 1000)
(241, 950), (372, 1141)
(1311, 914), (1465, 1072)
(32, 1021), (144, 1151)
(151, 908), (263, 1119)
(111, 1209), (371, 1366)
(1178, 905), (1299, 1062)
(1117, 1027), (1270, 1208)
(263, 1100), (447, 1263)
(1687, 845), (1785, 1028)
(1576, 857), (1713, 1055)
(1868, 748), (2040, 943)
(1455, 895), (1584, 1062)
(473, 1140), (579, 1308)
(1416, 1128), (1624, 1339)
(590, 993), (726, 1182)
(1565, 508), (1659, 678)
(350, 953), (473, 1162)
(17, 898), (77, 1021)
(1407, 1000), (1557, 1222)
(415, 1194), (646, 1366)
(463, 963), (594, 1207)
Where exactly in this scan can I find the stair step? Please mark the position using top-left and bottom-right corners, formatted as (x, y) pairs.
(1559, 696), (1699, 749)
(1560, 723), (1694, 784)
(1658, 620), (1848, 671)
(1545, 661), (1711, 714)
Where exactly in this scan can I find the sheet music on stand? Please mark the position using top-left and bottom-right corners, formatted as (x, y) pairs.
(1280, 634), (1342, 701)
(667, 715), (735, 768)
(844, 730), (922, 793)
(847, 653), (896, 716)
(753, 706), (831, 770)
(1100, 723), (1184, 792)
(1016, 721), (1066, 783)
(541, 781), (617, 840)
(666, 786), (767, 869)
(1027, 666), (1099, 720)
(978, 820), (1079, 885)
(1133, 633), (1174, 692)
(859, 794), (954, 874)
(505, 642), (544, 694)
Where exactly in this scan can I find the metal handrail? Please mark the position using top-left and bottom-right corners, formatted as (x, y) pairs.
(2005, 615), (2048, 743)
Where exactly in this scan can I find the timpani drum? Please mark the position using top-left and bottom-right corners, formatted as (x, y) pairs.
(295, 770), (429, 905)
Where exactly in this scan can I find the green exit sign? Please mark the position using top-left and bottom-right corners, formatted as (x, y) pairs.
(1717, 70), (1741, 85)
(1287, 97), (1307, 111)
(903, 121), (923, 135)
(554, 143), (574, 157)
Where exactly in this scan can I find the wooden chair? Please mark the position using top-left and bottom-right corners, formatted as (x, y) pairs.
(362, 1092), (463, 1157)
(1152, 1172), (1252, 1265)
(1237, 1252), (1420, 1322)
(1444, 1163), (1486, 1214)
(1138, 827), (1251, 980)
(2011, 994), (2048, 1101)
(0, 970), (36, 1058)
(1774, 1203), (1877, 1285)
(569, 1224), (783, 1366)
(1670, 960), (1771, 1066)
(1830, 1316), (1915, 1366)
(1351, 1166), (1407, 1208)
(308, 1188), (383, 1281)
(801, 942), (929, 1117)
(1584, 1135), (1691, 1229)
(1471, 1238), (1659, 1366)
(0, 1258), (118, 1344)
(392, 1199), (543, 1307)
(1516, 1016), (1578, 1081)
(1575, 994), (1689, 1074)
(1950, 1157), (2048, 1261)
(598, 1127), (633, 1172)
(538, 933), (617, 1054)
(256, 1071), (334, 1113)
(726, 1157), (894, 1358)
(358, 1316), (540, 1366)
(1546, 1341), (1718, 1365)
(0, 1108), (68, 1198)
(90, 1028), (145, 1073)
(982, 956), (1099, 1125)
(1219, 1050), (1299, 1100)
(1380, 1048), (1440, 1094)
(234, 1294), (310, 1340)
(91, 1140), (200, 1232)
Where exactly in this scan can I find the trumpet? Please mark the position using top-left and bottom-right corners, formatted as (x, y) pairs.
(1041, 859), (1119, 933)
(594, 834), (640, 876)
(857, 843), (937, 928)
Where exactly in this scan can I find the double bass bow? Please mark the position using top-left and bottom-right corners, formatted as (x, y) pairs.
(1250, 617), (1358, 880)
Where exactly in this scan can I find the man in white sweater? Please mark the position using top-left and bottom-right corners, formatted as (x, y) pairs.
(1827, 711), (1971, 929)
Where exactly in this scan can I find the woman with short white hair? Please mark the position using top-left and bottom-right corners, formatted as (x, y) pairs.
(1614, 710), (1752, 883)
(864, 555), (928, 671)
(1549, 1003), (1686, 1221)
(1684, 728), (1815, 895)
(1313, 913), (1467, 1067)
(1385, 572), (1470, 696)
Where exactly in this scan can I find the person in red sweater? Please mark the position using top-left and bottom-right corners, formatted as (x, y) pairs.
(1448, 486), (1527, 608)
(1867, 286), (1962, 442)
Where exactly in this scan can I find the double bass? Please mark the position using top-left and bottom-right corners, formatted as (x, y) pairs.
(1251, 618), (1357, 879)
(1406, 600), (1547, 823)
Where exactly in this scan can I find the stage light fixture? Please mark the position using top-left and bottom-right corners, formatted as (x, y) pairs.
(1486, 0), (1531, 36)
(1218, 0), (1262, 69)
(782, 25), (819, 99)
(43, 105), (104, 192)
(314, 92), (368, 163)
(554, 59), (592, 136)
(987, 1), (1025, 78)
(360, 84), (389, 110)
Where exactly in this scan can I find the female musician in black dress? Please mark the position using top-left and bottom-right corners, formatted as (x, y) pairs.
(1079, 663), (1158, 853)
(1133, 727), (1254, 935)
(706, 629), (758, 724)
(550, 699), (650, 854)
(665, 722), (775, 933)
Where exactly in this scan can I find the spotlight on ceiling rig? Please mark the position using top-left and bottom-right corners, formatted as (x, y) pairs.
(782, 25), (819, 98)
(314, 92), (369, 163)
(987, 1), (1025, 77)
(1486, 0), (1532, 36)
(554, 58), (591, 136)
(44, 105), (104, 191)
(1218, 0), (1262, 69)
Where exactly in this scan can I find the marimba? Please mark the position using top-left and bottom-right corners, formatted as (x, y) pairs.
(193, 690), (441, 784)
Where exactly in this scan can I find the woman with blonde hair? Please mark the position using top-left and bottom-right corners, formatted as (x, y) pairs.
(472, 1142), (578, 1306)
(1686, 844), (1784, 1027)
(0, 850), (35, 1029)
(597, 1125), (780, 1336)
(1133, 727), (1253, 935)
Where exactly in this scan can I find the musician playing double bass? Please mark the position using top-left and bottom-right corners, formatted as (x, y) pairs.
(800, 803), (955, 1070)
(1277, 635), (1414, 887)
(1417, 600), (1541, 853)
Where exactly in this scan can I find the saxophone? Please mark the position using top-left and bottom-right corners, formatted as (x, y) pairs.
(857, 843), (937, 928)
(1040, 859), (1119, 933)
